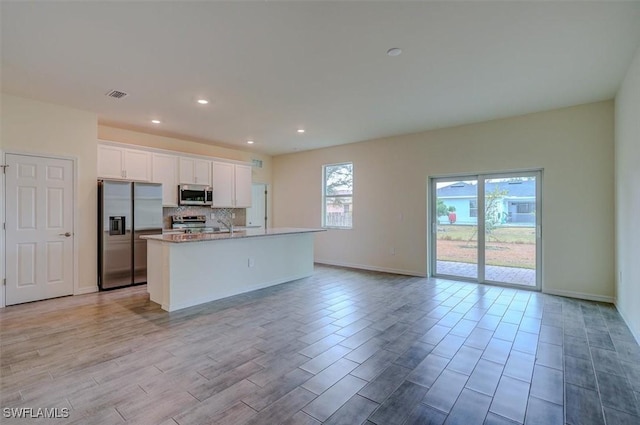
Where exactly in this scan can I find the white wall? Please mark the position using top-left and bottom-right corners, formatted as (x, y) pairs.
(615, 44), (640, 341)
(274, 101), (615, 301)
(1, 93), (98, 298)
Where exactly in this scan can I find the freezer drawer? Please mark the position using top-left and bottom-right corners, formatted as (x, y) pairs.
(101, 232), (133, 289)
(133, 228), (162, 284)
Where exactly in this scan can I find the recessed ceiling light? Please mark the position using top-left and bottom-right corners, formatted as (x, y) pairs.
(247, 140), (254, 144)
(387, 47), (402, 57)
(151, 119), (161, 124)
(297, 129), (305, 133)
(197, 99), (209, 105)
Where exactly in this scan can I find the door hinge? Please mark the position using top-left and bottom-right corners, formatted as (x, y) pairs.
(2, 279), (5, 286)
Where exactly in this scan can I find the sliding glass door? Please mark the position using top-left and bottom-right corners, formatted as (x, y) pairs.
(431, 171), (541, 289)
(434, 179), (479, 280)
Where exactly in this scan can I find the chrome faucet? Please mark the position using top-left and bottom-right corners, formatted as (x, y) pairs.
(217, 210), (233, 234)
(217, 217), (234, 234)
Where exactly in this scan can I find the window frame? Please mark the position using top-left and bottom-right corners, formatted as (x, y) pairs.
(322, 162), (353, 229)
(430, 169), (542, 291)
(469, 199), (478, 218)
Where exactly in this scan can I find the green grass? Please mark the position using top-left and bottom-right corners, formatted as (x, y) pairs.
(436, 224), (536, 244)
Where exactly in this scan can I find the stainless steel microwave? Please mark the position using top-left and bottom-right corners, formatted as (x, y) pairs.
(178, 184), (213, 206)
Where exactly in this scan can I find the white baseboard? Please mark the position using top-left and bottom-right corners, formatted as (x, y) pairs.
(542, 288), (615, 304)
(0, 286), (97, 307)
(74, 285), (99, 295)
(314, 259), (425, 277)
(613, 300), (640, 345)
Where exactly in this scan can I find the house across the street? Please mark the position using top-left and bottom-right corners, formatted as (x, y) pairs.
(437, 179), (536, 225)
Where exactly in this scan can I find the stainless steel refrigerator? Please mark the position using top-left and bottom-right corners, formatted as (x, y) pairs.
(98, 180), (163, 290)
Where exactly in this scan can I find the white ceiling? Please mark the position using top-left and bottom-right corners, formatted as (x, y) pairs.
(2, 1), (640, 155)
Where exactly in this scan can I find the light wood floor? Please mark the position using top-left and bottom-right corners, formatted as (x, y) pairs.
(1, 265), (639, 425)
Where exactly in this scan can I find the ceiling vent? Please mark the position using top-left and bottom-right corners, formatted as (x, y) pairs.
(105, 89), (128, 99)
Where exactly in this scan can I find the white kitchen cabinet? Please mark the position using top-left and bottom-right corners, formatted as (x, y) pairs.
(211, 162), (234, 207)
(179, 157), (211, 185)
(211, 161), (252, 208)
(98, 145), (152, 181)
(97, 145), (124, 179)
(234, 164), (252, 208)
(124, 149), (152, 181)
(152, 153), (179, 206)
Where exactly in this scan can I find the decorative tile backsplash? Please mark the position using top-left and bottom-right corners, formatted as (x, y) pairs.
(162, 206), (246, 229)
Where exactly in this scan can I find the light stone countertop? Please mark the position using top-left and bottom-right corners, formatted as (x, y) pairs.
(142, 227), (325, 243)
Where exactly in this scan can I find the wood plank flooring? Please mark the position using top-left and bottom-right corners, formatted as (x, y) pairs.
(1, 265), (639, 424)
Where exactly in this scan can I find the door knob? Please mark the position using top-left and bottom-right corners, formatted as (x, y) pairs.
(59, 232), (72, 237)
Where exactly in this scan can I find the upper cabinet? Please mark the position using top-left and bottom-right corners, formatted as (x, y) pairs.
(211, 162), (233, 207)
(179, 157), (211, 185)
(234, 164), (252, 208)
(97, 145), (152, 181)
(125, 150), (153, 181)
(151, 153), (179, 206)
(212, 162), (252, 208)
(97, 145), (123, 179)
(98, 141), (253, 208)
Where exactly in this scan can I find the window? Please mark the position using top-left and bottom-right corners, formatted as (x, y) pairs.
(323, 162), (353, 228)
(517, 202), (534, 213)
(469, 200), (478, 218)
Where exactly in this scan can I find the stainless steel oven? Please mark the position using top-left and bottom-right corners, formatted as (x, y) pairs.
(178, 184), (213, 206)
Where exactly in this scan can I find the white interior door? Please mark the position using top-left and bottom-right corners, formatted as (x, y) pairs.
(5, 154), (74, 305)
(246, 183), (267, 228)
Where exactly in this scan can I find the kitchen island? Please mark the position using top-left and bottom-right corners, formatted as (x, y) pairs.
(141, 228), (324, 312)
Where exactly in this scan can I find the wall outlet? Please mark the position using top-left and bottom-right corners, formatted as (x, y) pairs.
(390, 246), (396, 256)
(232, 212), (236, 219)
(248, 257), (255, 268)
(210, 213), (215, 219)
